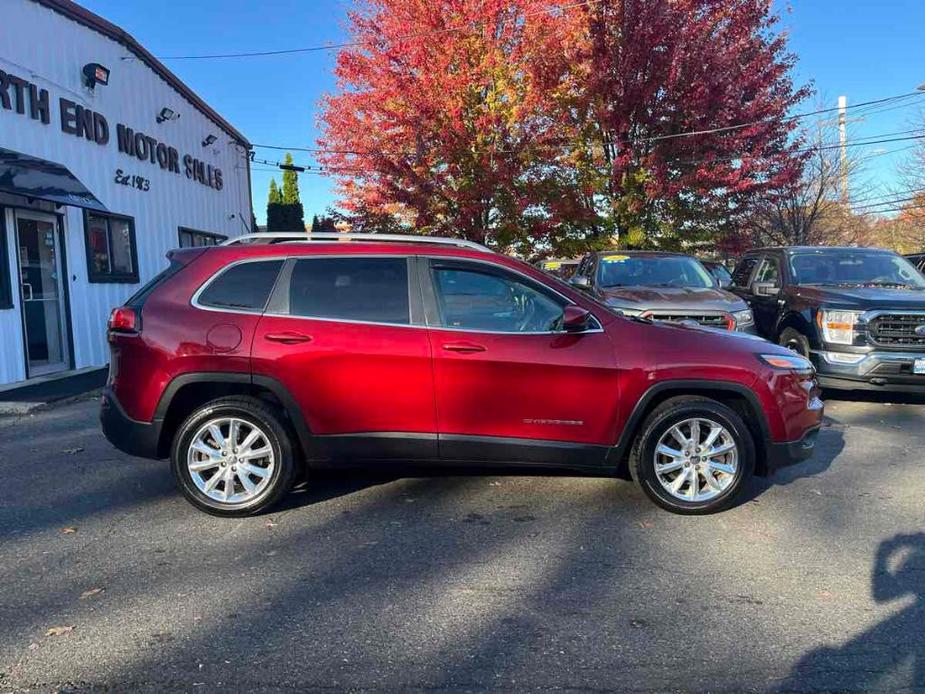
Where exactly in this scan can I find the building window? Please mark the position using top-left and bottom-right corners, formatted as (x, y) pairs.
(179, 227), (227, 248)
(84, 211), (138, 283)
(0, 210), (11, 310)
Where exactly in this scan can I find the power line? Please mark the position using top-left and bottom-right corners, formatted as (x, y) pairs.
(248, 92), (925, 159)
(151, 0), (605, 60)
(641, 92), (924, 143)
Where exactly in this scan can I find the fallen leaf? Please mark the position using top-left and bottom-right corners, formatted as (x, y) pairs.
(61, 527), (77, 534)
(63, 447), (84, 455)
(638, 520), (654, 529)
(80, 587), (104, 600)
(45, 625), (74, 637)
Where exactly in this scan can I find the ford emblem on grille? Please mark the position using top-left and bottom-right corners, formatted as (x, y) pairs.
(916, 324), (925, 336)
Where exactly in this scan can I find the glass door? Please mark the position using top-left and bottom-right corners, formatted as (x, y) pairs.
(15, 212), (69, 377)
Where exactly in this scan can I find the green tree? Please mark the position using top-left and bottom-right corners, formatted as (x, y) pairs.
(282, 153), (301, 204)
(279, 153), (306, 230)
(266, 178), (286, 231)
(268, 178), (282, 204)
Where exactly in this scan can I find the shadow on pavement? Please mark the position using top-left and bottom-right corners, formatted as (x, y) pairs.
(822, 388), (925, 406)
(772, 532), (925, 692)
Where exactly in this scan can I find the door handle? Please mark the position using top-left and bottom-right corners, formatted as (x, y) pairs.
(264, 331), (313, 345)
(442, 341), (486, 354)
(21, 283), (33, 301)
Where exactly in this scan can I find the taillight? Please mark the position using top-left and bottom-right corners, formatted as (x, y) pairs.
(108, 307), (139, 334)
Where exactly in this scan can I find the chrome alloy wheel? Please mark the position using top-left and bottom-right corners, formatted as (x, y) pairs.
(653, 417), (738, 503)
(187, 417), (275, 505)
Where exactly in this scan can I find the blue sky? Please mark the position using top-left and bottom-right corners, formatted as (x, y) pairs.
(81, 0), (925, 225)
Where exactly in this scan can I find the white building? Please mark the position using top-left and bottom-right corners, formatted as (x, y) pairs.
(0, 0), (252, 388)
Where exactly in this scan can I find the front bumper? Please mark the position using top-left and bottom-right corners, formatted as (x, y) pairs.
(766, 426), (820, 473)
(811, 349), (925, 392)
(100, 387), (162, 459)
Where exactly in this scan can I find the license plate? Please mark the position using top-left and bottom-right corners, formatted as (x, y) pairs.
(915, 358), (925, 375)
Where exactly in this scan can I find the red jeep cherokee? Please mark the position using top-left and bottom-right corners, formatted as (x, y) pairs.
(101, 233), (823, 516)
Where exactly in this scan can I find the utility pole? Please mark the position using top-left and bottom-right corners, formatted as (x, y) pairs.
(837, 95), (849, 204)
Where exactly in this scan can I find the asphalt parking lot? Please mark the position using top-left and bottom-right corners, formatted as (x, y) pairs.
(0, 392), (923, 693)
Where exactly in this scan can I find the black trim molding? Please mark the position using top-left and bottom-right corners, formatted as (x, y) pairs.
(0, 207), (12, 310)
(83, 209), (140, 284)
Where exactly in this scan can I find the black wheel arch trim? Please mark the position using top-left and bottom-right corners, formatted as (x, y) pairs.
(775, 310), (816, 347)
(152, 371), (314, 460)
(608, 379), (772, 473)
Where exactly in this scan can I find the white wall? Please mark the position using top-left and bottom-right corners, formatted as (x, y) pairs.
(0, 0), (251, 385)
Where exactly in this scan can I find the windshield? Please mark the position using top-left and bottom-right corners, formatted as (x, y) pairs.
(789, 251), (925, 288)
(597, 254), (715, 289)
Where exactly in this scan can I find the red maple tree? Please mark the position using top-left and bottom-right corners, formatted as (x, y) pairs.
(318, 0), (810, 255)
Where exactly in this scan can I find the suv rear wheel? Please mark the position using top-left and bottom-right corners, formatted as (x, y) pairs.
(170, 396), (297, 516)
(629, 397), (755, 514)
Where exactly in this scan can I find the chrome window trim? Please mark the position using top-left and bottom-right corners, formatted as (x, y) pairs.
(192, 251), (605, 335)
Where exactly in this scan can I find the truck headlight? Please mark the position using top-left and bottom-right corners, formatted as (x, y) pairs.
(732, 309), (753, 327)
(816, 309), (863, 345)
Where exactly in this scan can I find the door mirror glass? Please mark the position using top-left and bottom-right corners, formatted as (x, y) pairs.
(753, 281), (780, 297)
(570, 275), (591, 290)
(562, 305), (592, 332)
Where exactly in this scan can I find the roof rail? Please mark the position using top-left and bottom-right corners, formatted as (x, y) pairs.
(222, 232), (492, 253)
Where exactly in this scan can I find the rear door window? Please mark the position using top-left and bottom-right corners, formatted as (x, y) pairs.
(286, 257), (410, 325)
(197, 260), (284, 311)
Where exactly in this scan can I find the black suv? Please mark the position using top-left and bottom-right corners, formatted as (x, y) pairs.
(731, 246), (925, 391)
(570, 251), (755, 332)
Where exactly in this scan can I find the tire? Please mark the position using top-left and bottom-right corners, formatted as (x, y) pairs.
(779, 327), (811, 358)
(170, 396), (297, 517)
(629, 396), (755, 515)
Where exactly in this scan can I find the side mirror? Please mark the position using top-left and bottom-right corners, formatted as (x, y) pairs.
(562, 305), (592, 333)
(753, 282), (780, 297)
(570, 275), (591, 290)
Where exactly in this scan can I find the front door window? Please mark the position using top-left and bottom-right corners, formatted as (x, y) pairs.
(16, 213), (69, 376)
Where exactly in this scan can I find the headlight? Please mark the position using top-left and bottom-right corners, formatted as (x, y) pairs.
(816, 309), (863, 345)
(758, 353), (814, 372)
(732, 309), (753, 327)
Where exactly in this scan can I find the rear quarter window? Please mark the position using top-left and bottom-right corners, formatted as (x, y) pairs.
(197, 260), (284, 311)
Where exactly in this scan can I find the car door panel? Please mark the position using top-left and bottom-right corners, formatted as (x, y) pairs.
(250, 256), (437, 460)
(423, 258), (620, 463)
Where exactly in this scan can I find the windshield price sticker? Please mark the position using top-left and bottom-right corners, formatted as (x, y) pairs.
(602, 254), (630, 262)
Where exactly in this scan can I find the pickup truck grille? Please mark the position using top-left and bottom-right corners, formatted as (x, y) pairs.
(868, 313), (925, 347)
(642, 311), (733, 329)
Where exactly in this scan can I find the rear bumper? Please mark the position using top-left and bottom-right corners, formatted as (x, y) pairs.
(812, 349), (925, 392)
(100, 387), (162, 459)
(766, 426), (820, 473)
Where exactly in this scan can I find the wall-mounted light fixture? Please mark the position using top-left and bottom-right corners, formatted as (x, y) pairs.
(156, 107), (179, 123)
(201, 134), (217, 147)
(82, 63), (110, 90)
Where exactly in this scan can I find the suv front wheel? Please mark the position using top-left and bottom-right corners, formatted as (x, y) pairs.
(171, 396), (297, 516)
(629, 397), (755, 514)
